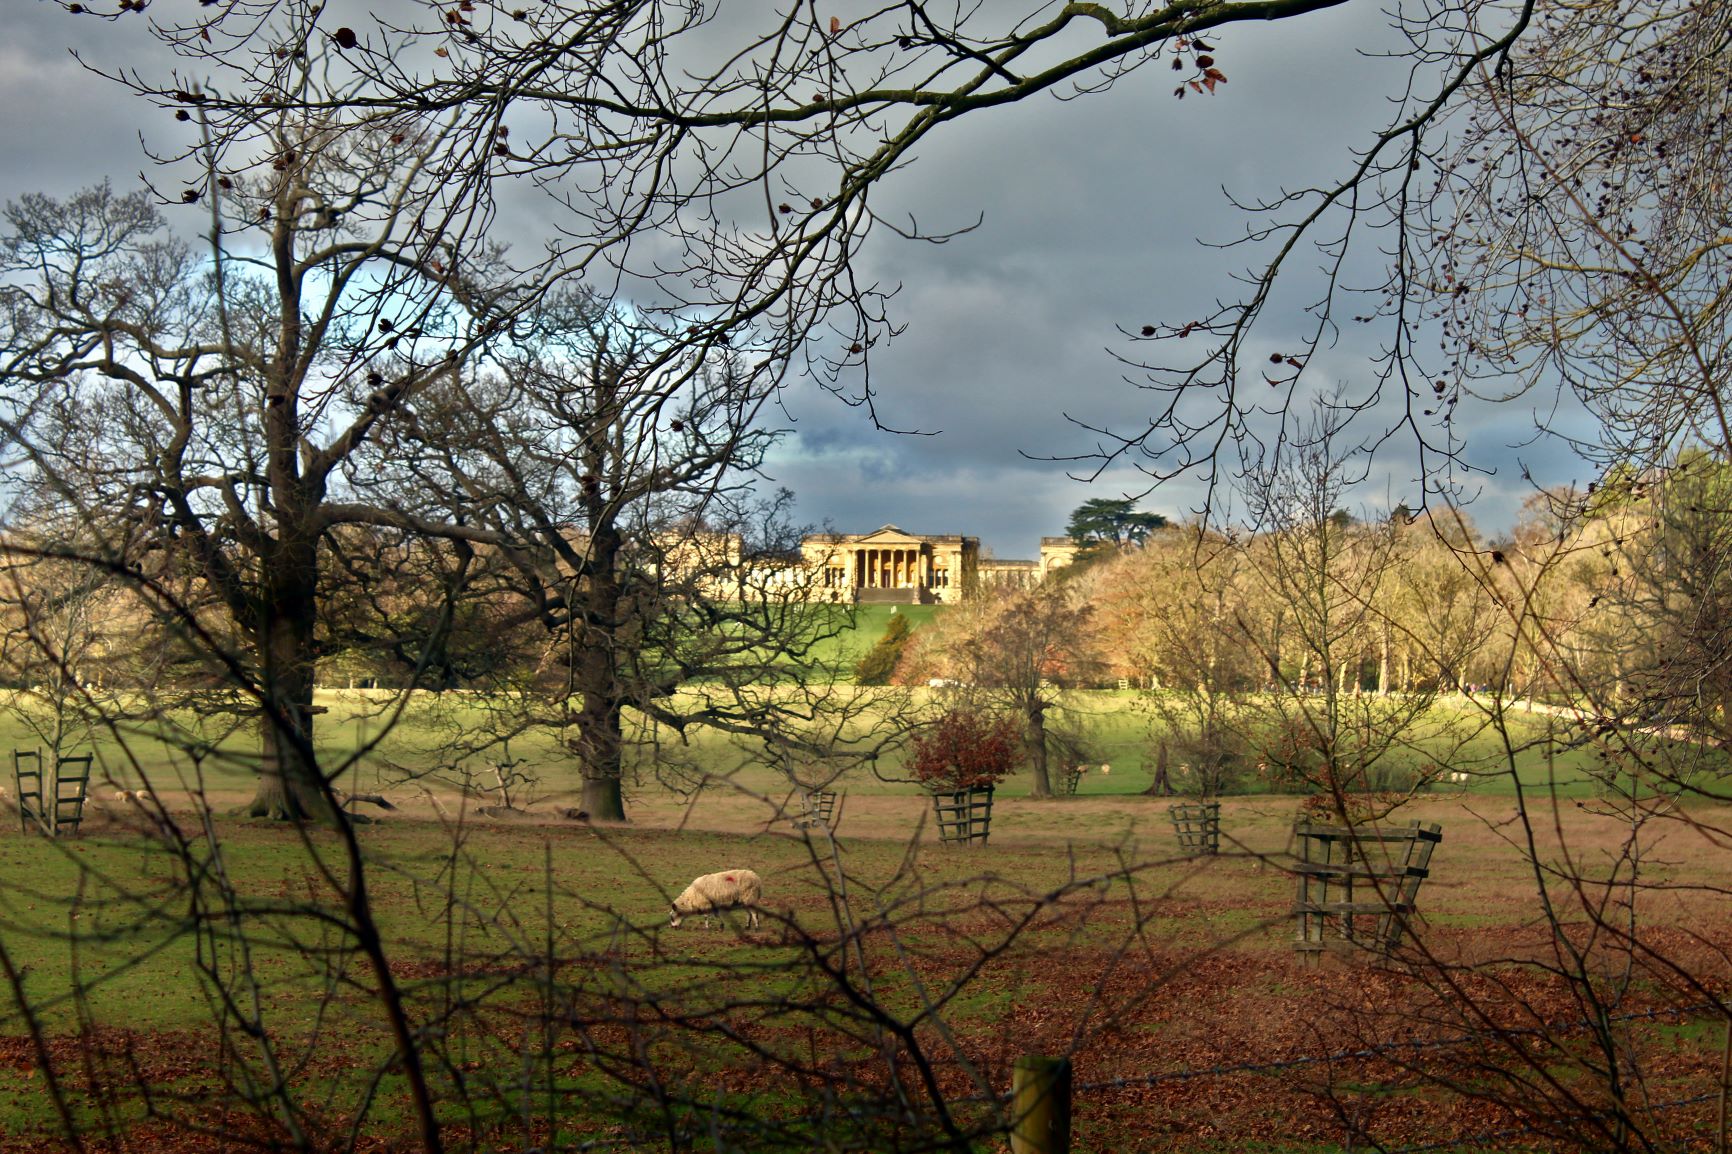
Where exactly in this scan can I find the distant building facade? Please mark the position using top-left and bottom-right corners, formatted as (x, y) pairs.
(799, 525), (1080, 604)
(801, 525), (979, 604)
(977, 557), (1039, 589)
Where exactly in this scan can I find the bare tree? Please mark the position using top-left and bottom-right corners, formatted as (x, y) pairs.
(64, 0), (1558, 512)
(1427, 0), (1732, 474)
(374, 288), (892, 820)
(1597, 457), (1732, 747)
(0, 109), (535, 819)
(1233, 407), (1481, 820)
(0, 529), (114, 767)
(65, 0), (1729, 539)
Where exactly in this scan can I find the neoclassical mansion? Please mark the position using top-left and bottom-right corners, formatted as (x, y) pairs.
(799, 525), (1080, 604)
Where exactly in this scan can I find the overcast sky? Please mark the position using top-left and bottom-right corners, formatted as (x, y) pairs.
(4, 2), (1590, 557)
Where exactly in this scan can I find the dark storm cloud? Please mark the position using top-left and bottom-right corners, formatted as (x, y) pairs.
(759, 6), (1454, 553)
(1, 4), (1595, 555)
(1, 14), (170, 193)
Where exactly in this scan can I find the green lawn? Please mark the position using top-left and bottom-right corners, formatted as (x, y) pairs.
(4, 685), (1720, 814)
(797, 601), (949, 674)
(0, 801), (1288, 1148)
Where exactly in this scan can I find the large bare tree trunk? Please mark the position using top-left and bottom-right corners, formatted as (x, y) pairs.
(572, 521), (627, 823)
(246, 548), (333, 821)
(574, 687), (626, 823)
(579, 773), (626, 823)
(251, 713), (330, 820)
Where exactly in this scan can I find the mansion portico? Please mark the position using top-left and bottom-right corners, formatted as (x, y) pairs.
(801, 526), (979, 604)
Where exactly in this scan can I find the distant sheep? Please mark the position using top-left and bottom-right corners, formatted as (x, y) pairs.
(669, 868), (762, 930)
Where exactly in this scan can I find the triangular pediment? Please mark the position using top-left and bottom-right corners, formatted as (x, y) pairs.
(854, 524), (927, 545)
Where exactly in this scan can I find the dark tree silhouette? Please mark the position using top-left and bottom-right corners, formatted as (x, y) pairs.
(1065, 498), (1169, 548)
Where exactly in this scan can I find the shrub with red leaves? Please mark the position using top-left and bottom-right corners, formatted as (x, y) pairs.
(910, 709), (1020, 792)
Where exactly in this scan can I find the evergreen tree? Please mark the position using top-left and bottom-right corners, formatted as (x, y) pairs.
(855, 613), (912, 685)
(1065, 498), (1168, 547)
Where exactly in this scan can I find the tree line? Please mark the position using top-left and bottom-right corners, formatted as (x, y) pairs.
(895, 447), (1732, 808)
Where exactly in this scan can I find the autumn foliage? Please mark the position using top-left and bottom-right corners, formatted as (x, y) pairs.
(909, 708), (1020, 792)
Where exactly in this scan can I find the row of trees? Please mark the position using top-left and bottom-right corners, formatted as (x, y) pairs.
(1, 0), (1720, 827)
(895, 437), (1732, 808)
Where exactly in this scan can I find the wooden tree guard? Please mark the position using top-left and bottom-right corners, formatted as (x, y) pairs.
(933, 786), (994, 845)
(793, 789), (839, 832)
(13, 749), (45, 834)
(1168, 802), (1221, 856)
(1058, 765), (1084, 795)
(52, 756), (92, 837)
(1293, 820), (1442, 964)
(12, 750), (92, 837)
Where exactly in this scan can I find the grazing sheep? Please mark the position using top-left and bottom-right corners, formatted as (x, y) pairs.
(669, 869), (762, 930)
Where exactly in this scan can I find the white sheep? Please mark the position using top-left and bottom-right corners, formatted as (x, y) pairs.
(668, 868), (762, 930)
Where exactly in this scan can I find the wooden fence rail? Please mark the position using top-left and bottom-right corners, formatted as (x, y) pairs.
(12, 749), (91, 837)
(792, 789), (839, 833)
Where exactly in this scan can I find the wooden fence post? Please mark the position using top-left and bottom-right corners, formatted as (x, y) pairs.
(1011, 1054), (1072, 1154)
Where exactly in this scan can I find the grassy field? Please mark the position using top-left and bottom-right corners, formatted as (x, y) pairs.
(1, 677), (1726, 1150)
(805, 602), (949, 672)
(0, 685), (1663, 819)
(1, 767), (1729, 1151)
